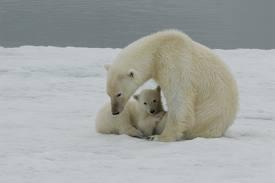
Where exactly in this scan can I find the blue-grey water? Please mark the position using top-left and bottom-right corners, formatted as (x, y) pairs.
(0, 0), (274, 49)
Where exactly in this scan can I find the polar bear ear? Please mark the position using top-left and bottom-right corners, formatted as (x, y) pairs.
(128, 69), (137, 78)
(104, 64), (111, 71)
(133, 95), (139, 100)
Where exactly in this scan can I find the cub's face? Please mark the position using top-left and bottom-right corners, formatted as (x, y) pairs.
(134, 86), (162, 115)
(104, 64), (139, 115)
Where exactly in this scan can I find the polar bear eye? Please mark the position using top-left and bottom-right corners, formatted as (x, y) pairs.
(144, 102), (147, 105)
(153, 99), (157, 103)
(116, 93), (122, 97)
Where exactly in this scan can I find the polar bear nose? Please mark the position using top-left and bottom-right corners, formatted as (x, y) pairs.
(150, 110), (155, 114)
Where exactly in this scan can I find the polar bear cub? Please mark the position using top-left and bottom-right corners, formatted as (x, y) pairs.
(95, 86), (165, 137)
(133, 86), (166, 136)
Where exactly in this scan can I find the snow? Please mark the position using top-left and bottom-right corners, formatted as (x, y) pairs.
(0, 46), (274, 183)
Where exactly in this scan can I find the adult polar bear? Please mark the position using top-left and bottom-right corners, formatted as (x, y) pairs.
(105, 30), (238, 142)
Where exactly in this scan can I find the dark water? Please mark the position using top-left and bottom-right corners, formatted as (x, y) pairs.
(0, 0), (274, 49)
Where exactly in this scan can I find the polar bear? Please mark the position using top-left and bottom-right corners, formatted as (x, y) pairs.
(133, 86), (166, 136)
(95, 86), (165, 137)
(104, 29), (239, 142)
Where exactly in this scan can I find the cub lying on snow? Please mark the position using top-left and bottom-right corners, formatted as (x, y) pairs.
(96, 86), (166, 137)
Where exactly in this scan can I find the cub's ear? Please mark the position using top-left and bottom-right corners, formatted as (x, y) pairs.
(128, 69), (137, 78)
(133, 95), (139, 100)
(104, 64), (111, 71)
(156, 85), (161, 92)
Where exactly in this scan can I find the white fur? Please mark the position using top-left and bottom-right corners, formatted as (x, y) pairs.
(106, 29), (239, 141)
(95, 99), (143, 137)
(96, 89), (164, 137)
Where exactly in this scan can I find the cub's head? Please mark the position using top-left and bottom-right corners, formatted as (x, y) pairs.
(104, 64), (141, 115)
(134, 86), (163, 115)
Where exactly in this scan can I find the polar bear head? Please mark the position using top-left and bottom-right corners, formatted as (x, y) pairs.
(134, 86), (163, 115)
(104, 64), (143, 115)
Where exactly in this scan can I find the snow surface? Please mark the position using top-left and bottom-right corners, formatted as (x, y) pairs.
(0, 46), (274, 183)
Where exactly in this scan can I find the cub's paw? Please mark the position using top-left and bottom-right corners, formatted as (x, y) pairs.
(147, 135), (177, 142)
(147, 135), (157, 141)
(155, 112), (165, 119)
(128, 129), (144, 138)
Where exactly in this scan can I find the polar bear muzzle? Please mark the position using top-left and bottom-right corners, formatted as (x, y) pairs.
(111, 101), (120, 115)
(111, 99), (125, 115)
